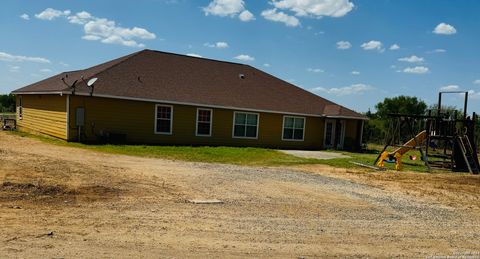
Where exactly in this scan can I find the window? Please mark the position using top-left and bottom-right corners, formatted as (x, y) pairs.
(155, 105), (172, 134)
(233, 112), (258, 138)
(282, 116), (305, 141)
(18, 96), (23, 119)
(196, 108), (212, 136)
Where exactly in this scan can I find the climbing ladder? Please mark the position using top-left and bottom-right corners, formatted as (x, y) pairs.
(455, 135), (480, 174)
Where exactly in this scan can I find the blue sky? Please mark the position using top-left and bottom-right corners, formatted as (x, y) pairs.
(1, 0), (480, 113)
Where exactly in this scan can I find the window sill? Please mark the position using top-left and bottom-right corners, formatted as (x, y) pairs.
(232, 136), (258, 140)
(154, 132), (172, 135)
(282, 138), (305, 142)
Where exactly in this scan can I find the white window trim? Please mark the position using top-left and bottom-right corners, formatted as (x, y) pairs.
(154, 104), (173, 135)
(281, 116), (306, 141)
(195, 108), (213, 137)
(232, 111), (259, 139)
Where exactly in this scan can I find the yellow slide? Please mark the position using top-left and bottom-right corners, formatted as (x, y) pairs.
(376, 130), (427, 170)
(392, 130), (427, 155)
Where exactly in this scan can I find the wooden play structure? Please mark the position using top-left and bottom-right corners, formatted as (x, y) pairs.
(375, 91), (479, 174)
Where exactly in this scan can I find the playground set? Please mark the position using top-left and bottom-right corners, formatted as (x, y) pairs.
(374, 91), (479, 174)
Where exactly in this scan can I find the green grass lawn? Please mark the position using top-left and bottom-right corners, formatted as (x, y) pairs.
(0, 112), (15, 116)
(7, 130), (433, 171)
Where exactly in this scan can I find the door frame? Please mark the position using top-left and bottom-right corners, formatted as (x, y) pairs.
(324, 119), (336, 149)
(324, 119), (346, 149)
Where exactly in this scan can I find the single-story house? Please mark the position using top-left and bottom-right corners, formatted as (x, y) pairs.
(12, 49), (367, 150)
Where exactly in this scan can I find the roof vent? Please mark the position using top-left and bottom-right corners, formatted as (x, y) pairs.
(239, 74), (245, 79)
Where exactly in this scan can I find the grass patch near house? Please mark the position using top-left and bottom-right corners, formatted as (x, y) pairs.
(318, 146), (431, 173)
(7, 130), (433, 171)
(0, 112), (15, 117)
(8, 131), (322, 166)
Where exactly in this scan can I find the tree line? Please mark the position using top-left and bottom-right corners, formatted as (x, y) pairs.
(363, 95), (480, 146)
(0, 94), (15, 113)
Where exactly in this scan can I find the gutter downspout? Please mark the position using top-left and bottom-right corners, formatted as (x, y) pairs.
(66, 94), (70, 141)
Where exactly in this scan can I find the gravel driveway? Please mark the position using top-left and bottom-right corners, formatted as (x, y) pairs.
(279, 149), (351, 159)
(1, 131), (479, 258)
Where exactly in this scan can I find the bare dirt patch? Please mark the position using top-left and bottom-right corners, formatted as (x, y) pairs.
(1, 131), (479, 258)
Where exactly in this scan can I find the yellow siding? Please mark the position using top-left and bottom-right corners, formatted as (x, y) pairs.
(16, 94), (67, 139)
(68, 96), (327, 149)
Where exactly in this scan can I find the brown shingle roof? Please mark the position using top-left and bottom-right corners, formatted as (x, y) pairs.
(12, 49), (366, 119)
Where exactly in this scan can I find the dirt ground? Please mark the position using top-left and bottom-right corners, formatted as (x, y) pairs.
(1, 131), (479, 258)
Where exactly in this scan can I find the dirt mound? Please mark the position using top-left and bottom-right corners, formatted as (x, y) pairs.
(0, 181), (122, 204)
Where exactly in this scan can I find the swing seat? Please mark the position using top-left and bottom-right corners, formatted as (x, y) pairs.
(385, 159), (396, 163)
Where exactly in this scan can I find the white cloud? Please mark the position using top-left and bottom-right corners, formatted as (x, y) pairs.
(203, 0), (244, 16)
(59, 61), (69, 67)
(428, 48), (447, 54)
(8, 65), (20, 72)
(473, 79), (480, 85)
(20, 14), (30, 20)
(467, 90), (480, 100)
(398, 55), (424, 63)
(336, 41), (351, 50)
(35, 8), (71, 20)
(433, 23), (457, 35)
(351, 70), (360, 75)
(82, 35), (101, 41)
(261, 9), (300, 27)
(40, 68), (53, 73)
(0, 51), (50, 63)
(389, 44), (400, 50)
(311, 83), (373, 96)
(239, 10), (255, 21)
(79, 16), (155, 48)
(361, 40), (383, 52)
(439, 85), (459, 91)
(271, 0), (354, 18)
(67, 11), (92, 24)
(307, 68), (324, 73)
(203, 0), (254, 22)
(204, 41), (229, 48)
(186, 53), (203, 58)
(263, 63), (271, 67)
(34, 9), (155, 48)
(402, 66), (429, 74)
(234, 54), (255, 61)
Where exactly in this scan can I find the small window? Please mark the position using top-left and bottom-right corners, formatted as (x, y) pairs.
(196, 108), (212, 136)
(233, 112), (258, 138)
(18, 96), (23, 119)
(155, 105), (172, 134)
(283, 116), (305, 141)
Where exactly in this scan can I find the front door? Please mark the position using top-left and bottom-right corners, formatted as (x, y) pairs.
(324, 119), (346, 149)
(324, 119), (335, 148)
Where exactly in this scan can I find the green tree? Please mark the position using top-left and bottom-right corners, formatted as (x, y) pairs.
(375, 95), (427, 119)
(0, 94), (15, 113)
(428, 103), (463, 118)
